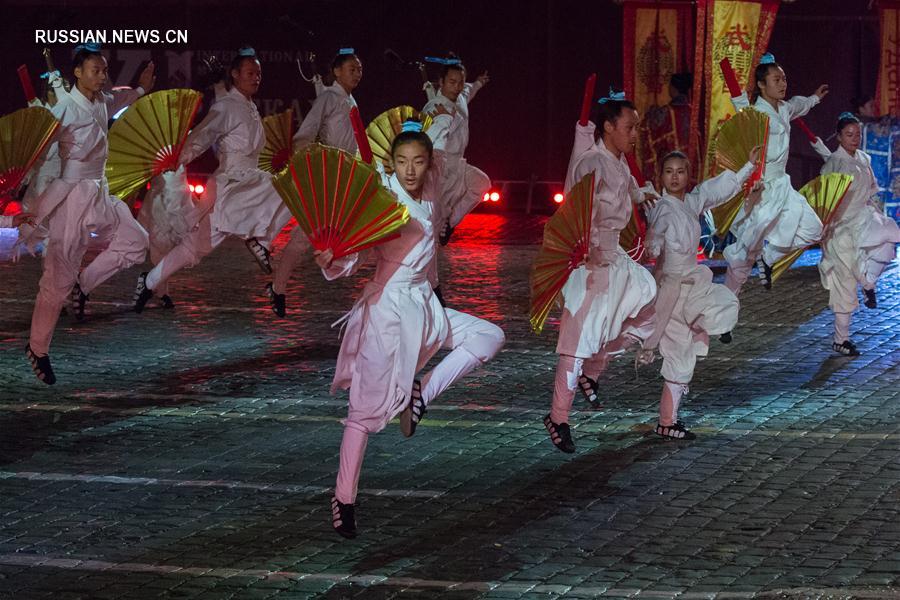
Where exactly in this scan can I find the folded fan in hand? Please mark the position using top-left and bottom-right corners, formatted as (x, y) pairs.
(366, 106), (433, 167)
(106, 89), (202, 203)
(530, 172), (596, 334)
(771, 172), (853, 283)
(0, 106), (59, 211)
(272, 143), (410, 259)
(709, 107), (769, 237)
(259, 109), (294, 173)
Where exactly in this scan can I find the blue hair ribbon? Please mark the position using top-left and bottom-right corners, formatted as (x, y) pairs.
(74, 42), (101, 54)
(598, 88), (627, 104)
(838, 111), (860, 122)
(40, 70), (60, 80)
(759, 52), (776, 65)
(400, 120), (423, 133)
(338, 47), (355, 55)
(424, 56), (462, 65)
(238, 46), (256, 57)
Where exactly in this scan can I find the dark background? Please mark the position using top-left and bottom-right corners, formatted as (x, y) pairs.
(0, 0), (881, 195)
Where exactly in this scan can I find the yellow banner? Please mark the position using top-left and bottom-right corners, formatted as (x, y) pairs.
(632, 8), (680, 117)
(877, 7), (900, 114)
(703, 0), (763, 177)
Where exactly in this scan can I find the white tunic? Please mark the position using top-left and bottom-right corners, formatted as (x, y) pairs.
(322, 150), (453, 433)
(556, 122), (658, 358)
(723, 93), (824, 263)
(818, 145), (900, 312)
(292, 83), (358, 153)
(179, 86), (289, 241)
(645, 165), (752, 382)
(25, 85), (143, 253)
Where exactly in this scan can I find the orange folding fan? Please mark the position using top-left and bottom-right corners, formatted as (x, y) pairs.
(366, 106), (433, 168)
(530, 172), (595, 334)
(0, 106), (59, 211)
(770, 172), (854, 284)
(106, 89), (202, 203)
(271, 143), (410, 259)
(259, 109), (294, 173)
(709, 107), (769, 237)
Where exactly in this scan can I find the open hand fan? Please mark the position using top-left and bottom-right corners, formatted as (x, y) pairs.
(0, 106), (59, 211)
(106, 89), (202, 202)
(709, 107), (769, 237)
(259, 109), (294, 173)
(530, 172), (596, 334)
(771, 172), (853, 283)
(366, 106), (433, 167)
(272, 143), (410, 259)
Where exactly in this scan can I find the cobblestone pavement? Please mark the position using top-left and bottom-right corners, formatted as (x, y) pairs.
(0, 214), (898, 599)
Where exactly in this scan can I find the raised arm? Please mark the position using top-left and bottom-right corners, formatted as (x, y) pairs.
(179, 102), (231, 165)
(293, 93), (331, 152)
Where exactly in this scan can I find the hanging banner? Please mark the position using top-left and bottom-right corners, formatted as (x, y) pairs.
(701, 0), (779, 177)
(875, 1), (900, 115)
(622, 0), (696, 182)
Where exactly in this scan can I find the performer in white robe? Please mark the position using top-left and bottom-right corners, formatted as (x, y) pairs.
(24, 45), (153, 384)
(639, 150), (758, 439)
(421, 59), (491, 244)
(267, 49), (362, 317)
(132, 48), (292, 312)
(809, 113), (900, 356)
(544, 94), (659, 454)
(317, 119), (504, 538)
(723, 53), (828, 293)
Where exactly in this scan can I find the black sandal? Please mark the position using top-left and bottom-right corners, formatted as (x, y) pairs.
(832, 340), (860, 356)
(26, 345), (56, 385)
(757, 258), (773, 290)
(331, 496), (357, 539)
(655, 421), (696, 440)
(71, 282), (88, 321)
(543, 414), (575, 453)
(578, 374), (601, 409)
(133, 272), (154, 313)
(400, 380), (426, 438)
(863, 288), (877, 309)
(265, 283), (286, 318)
(245, 238), (272, 274)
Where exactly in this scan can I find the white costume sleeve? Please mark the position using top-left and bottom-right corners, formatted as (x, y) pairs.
(687, 161), (754, 214)
(423, 81), (436, 101)
(564, 121), (597, 191)
(730, 91), (751, 112)
(179, 102), (230, 165)
(810, 137), (832, 161)
(462, 80), (484, 104)
(785, 94), (820, 120)
(426, 113), (461, 153)
(313, 75), (325, 97)
(321, 250), (370, 281)
(644, 208), (681, 351)
(293, 93), (331, 151)
(106, 86), (144, 117)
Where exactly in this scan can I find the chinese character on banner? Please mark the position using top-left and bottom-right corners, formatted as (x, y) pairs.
(876, 1), (900, 116)
(701, 0), (780, 179)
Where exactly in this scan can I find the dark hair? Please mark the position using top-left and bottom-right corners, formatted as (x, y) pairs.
(331, 52), (360, 73)
(670, 72), (692, 96)
(592, 99), (637, 133)
(850, 94), (873, 112)
(836, 114), (861, 134)
(72, 48), (104, 71)
(226, 52), (259, 90)
(390, 130), (433, 159)
(660, 150), (690, 173)
(752, 61), (782, 102)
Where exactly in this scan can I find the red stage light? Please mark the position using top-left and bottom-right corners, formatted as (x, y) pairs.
(188, 183), (195, 193)
(482, 192), (491, 202)
(194, 184), (205, 195)
(553, 192), (564, 204)
(489, 191), (500, 202)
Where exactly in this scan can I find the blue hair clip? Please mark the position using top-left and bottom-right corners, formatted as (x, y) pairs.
(838, 111), (860, 122)
(238, 46), (256, 57)
(401, 120), (423, 133)
(338, 47), (355, 55)
(74, 42), (101, 54)
(598, 88), (627, 104)
(425, 56), (462, 66)
(40, 70), (60, 80)
(759, 52), (776, 65)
